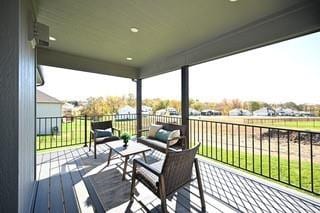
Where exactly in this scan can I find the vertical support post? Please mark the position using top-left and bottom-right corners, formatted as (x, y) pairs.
(84, 114), (88, 147)
(136, 79), (142, 137)
(181, 66), (189, 148)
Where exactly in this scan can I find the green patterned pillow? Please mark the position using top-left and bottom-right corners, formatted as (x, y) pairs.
(155, 129), (171, 142)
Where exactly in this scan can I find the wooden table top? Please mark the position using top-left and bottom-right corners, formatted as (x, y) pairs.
(105, 140), (151, 157)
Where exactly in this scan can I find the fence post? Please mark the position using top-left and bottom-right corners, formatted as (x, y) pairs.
(84, 114), (88, 147)
(181, 65), (189, 149)
(136, 79), (142, 137)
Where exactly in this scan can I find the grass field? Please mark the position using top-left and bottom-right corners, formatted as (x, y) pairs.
(197, 145), (320, 195)
(36, 118), (137, 150)
(201, 116), (320, 131)
(260, 121), (320, 131)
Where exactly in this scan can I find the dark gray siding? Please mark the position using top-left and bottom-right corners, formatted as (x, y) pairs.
(18, 0), (36, 212)
(0, 0), (36, 212)
(0, 0), (20, 211)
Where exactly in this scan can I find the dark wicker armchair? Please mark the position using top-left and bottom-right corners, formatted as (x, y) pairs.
(89, 120), (120, 159)
(130, 143), (205, 212)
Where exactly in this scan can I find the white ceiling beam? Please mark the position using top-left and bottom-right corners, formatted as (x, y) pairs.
(140, 1), (320, 79)
(37, 48), (139, 79)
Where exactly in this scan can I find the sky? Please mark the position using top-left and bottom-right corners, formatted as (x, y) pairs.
(39, 31), (320, 104)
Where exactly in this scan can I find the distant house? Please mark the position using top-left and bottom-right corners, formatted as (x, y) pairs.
(275, 108), (295, 116)
(142, 105), (153, 115)
(189, 108), (201, 116)
(155, 109), (166, 116)
(166, 107), (178, 115)
(36, 90), (63, 135)
(253, 107), (275, 116)
(62, 103), (74, 117)
(155, 107), (178, 116)
(116, 105), (136, 120)
(201, 109), (222, 116)
(295, 111), (313, 117)
(62, 102), (83, 117)
(229, 108), (252, 116)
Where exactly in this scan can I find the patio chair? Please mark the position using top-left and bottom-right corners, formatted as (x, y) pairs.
(130, 143), (205, 212)
(89, 120), (120, 159)
(137, 122), (187, 153)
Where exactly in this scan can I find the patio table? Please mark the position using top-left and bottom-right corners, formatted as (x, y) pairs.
(106, 140), (151, 180)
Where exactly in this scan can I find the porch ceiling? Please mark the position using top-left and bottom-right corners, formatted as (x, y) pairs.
(35, 0), (320, 79)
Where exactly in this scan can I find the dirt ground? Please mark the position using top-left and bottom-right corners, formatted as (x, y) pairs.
(189, 122), (320, 163)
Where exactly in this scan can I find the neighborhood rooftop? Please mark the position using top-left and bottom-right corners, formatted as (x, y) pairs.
(36, 90), (62, 104)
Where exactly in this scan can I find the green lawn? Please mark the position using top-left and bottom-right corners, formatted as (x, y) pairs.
(36, 118), (139, 150)
(253, 120), (320, 131)
(197, 144), (320, 195)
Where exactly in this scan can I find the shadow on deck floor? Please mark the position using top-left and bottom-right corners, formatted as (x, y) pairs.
(33, 145), (320, 213)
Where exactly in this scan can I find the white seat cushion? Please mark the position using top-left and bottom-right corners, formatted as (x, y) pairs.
(168, 130), (180, 146)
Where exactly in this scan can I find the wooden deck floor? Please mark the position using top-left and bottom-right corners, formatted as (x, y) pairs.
(33, 145), (320, 213)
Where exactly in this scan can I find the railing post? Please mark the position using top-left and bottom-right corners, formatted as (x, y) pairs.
(84, 114), (88, 147)
(136, 79), (142, 137)
(181, 65), (189, 149)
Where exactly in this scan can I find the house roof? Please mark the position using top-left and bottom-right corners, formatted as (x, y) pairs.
(34, 1), (320, 79)
(37, 90), (63, 104)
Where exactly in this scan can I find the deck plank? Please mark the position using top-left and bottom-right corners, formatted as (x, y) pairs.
(34, 146), (320, 213)
(67, 148), (95, 213)
(49, 151), (65, 213)
(34, 152), (50, 212)
(58, 149), (78, 213)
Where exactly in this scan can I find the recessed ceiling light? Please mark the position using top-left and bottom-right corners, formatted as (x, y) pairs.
(126, 57), (133, 61)
(130, 27), (139, 33)
(49, 36), (56, 41)
(229, 0), (238, 2)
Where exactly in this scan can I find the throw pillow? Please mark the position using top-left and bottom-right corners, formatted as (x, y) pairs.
(148, 124), (163, 138)
(168, 130), (180, 146)
(155, 129), (171, 142)
(94, 129), (113, 138)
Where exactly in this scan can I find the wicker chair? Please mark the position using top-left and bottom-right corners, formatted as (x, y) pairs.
(137, 122), (187, 153)
(89, 120), (120, 159)
(130, 143), (205, 212)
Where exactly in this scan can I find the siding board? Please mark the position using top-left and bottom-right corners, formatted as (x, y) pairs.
(0, 0), (36, 212)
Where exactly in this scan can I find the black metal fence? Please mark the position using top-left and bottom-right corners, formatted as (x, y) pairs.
(36, 114), (138, 150)
(189, 118), (320, 195)
(244, 117), (320, 129)
(36, 114), (181, 150)
(36, 114), (319, 195)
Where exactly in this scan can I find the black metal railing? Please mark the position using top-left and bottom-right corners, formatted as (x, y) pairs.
(36, 114), (138, 151)
(36, 114), (319, 195)
(36, 114), (182, 151)
(189, 118), (320, 195)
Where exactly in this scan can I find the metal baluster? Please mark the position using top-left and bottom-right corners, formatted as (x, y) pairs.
(288, 130), (290, 185)
(310, 133), (314, 192)
(232, 124), (234, 165)
(298, 132), (301, 188)
(277, 129), (280, 181)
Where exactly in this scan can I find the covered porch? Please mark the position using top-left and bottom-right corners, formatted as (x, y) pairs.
(33, 145), (320, 212)
(1, 0), (320, 212)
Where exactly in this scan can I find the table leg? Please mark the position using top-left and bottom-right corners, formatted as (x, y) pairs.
(142, 152), (147, 163)
(107, 149), (113, 166)
(122, 156), (129, 181)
